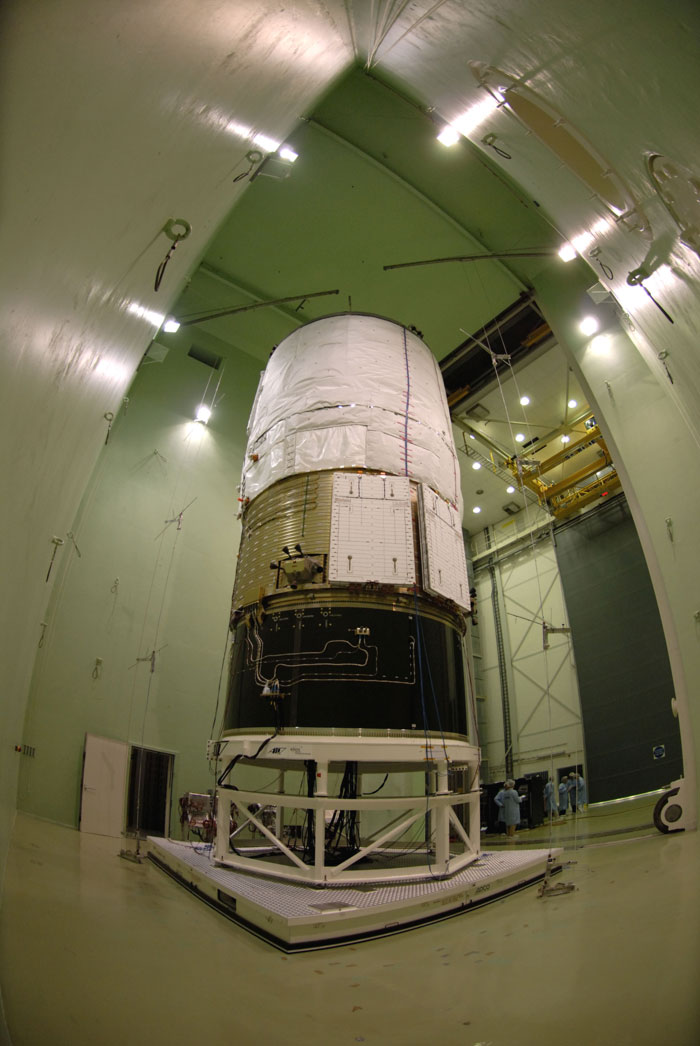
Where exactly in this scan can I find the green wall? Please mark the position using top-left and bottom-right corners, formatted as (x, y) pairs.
(17, 335), (263, 831)
(534, 262), (699, 819)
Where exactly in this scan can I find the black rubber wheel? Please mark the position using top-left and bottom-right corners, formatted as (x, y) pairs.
(653, 787), (684, 834)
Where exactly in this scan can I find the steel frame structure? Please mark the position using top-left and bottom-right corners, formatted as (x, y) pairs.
(210, 733), (481, 886)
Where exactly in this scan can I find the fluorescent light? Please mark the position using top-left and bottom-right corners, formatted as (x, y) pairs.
(452, 96), (499, 137)
(519, 395), (530, 406)
(437, 125), (460, 146)
(252, 132), (281, 152)
(561, 435), (571, 444)
(568, 398), (577, 409)
(572, 231), (594, 253)
(195, 404), (212, 424)
(128, 302), (165, 328)
(472, 506), (482, 514)
(506, 485), (515, 494)
(162, 318), (180, 333)
(279, 146), (298, 162)
(579, 315), (600, 336)
(558, 243), (577, 262)
(472, 461), (482, 470)
(515, 433), (525, 443)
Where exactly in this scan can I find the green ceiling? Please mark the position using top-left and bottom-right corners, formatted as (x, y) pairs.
(170, 66), (562, 365)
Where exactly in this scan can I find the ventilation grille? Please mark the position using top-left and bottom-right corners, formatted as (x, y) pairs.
(145, 343), (169, 363)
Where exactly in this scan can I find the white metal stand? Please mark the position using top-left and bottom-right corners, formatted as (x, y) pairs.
(209, 733), (481, 886)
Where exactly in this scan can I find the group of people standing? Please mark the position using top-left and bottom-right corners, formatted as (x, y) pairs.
(494, 771), (587, 838)
(544, 772), (587, 818)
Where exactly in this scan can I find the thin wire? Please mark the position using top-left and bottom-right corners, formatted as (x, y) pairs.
(209, 626), (232, 740)
(124, 414), (207, 851)
(374, 0), (452, 62)
(401, 327), (411, 475)
(343, 0), (359, 59)
(493, 339), (578, 855)
(469, 262), (567, 861)
(366, 0), (413, 68)
(417, 617), (450, 762)
(412, 589), (443, 882)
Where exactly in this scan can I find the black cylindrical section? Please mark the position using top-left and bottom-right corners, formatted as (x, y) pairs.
(224, 603), (467, 735)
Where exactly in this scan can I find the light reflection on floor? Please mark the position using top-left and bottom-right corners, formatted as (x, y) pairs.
(483, 793), (659, 851)
(1, 807), (698, 1046)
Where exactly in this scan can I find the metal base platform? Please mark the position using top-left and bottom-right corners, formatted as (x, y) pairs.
(147, 837), (563, 951)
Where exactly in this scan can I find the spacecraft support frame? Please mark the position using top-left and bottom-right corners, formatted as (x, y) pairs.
(210, 733), (481, 886)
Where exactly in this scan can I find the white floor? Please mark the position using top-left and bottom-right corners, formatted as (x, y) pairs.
(1, 812), (699, 1046)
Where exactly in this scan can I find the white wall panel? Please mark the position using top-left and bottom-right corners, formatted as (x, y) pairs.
(473, 534), (584, 783)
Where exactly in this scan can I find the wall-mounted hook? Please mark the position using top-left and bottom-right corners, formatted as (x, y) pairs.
(155, 218), (192, 291)
(45, 536), (64, 582)
(66, 531), (82, 558)
(482, 132), (511, 159)
(103, 411), (114, 445)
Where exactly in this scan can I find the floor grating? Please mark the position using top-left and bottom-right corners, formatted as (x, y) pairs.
(149, 838), (558, 919)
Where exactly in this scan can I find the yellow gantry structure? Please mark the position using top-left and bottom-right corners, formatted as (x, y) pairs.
(506, 422), (621, 520)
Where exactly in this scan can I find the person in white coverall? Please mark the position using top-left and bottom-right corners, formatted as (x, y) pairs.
(494, 780), (525, 838)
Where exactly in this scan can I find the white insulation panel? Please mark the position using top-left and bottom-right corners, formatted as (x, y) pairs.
(419, 485), (471, 609)
(328, 473), (415, 584)
(241, 314), (461, 512)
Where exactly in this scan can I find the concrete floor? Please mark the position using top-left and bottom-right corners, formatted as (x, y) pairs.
(1, 811), (698, 1046)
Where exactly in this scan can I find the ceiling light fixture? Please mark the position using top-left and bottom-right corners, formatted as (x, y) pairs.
(162, 318), (180, 333)
(278, 146), (298, 163)
(515, 433), (525, 443)
(472, 506), (482, 514)
(506, 485), (515, 494)
(128, 302), (166, 328)
(561, 435), (571, 444)
(437, 125), (461, 147)
(451, 96), (500, 137)
(579, 315), (600, 336)
(472, 461), (482, 470)
(568, 398), (577, 408)
(519, 395), (530, 406)
(252, 132), (281, 153)
(195, 404), (212, 424)
(558, 243), (577, 262)
(437, 94), (501, 147)
(571, 231), (594, 253)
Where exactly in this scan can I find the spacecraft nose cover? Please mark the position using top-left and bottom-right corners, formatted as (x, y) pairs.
(241, 314), (462, 513)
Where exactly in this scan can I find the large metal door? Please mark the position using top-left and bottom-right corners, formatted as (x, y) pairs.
(80, 733), (129, 836)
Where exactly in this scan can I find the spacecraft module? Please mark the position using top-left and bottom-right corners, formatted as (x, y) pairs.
(223, 312), (471, 739)
(212, 313), (479, 886)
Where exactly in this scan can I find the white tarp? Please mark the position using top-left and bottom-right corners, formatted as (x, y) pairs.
(241, 314), (462, 512)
